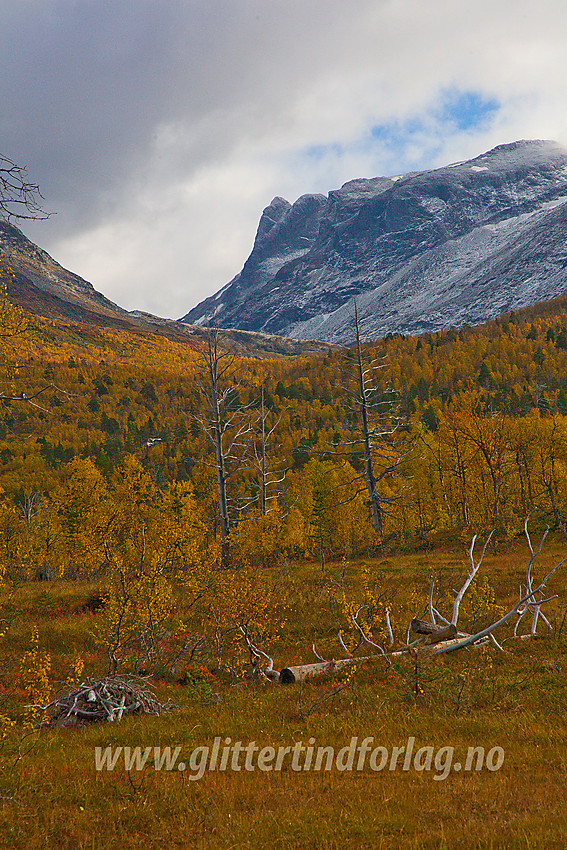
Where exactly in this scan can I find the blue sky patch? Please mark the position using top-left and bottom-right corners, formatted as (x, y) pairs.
(293, 89), (502, 198)
(369, 90), (500, 148)
(439, 91), (500, 131)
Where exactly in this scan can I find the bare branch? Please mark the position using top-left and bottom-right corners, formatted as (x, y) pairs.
(437, 555), (567, 654)
(450, 531), (494, 627)
(428, 573), (437, 625)
(0, 382), (71, 414)
(384, 608), (394, 646)
(337, 630), (352, 656)
(311, 644), (330, 663)
(239, 626), (280, 682)
(0, 154), (52, 221)
(351, 606), (390, 667)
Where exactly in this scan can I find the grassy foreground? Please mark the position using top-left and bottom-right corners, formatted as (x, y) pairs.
(0, 540), (566, 849)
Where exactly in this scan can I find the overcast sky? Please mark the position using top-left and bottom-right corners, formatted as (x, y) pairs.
(2, 0), (567, 319)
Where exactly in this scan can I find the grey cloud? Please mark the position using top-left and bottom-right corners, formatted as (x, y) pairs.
(1, 1), (356, 221)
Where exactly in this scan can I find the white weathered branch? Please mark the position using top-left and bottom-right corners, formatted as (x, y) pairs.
(239, 626), (280, 682)
(351, 606), (390, 666)
(451, 531), (494, 626)
(311, 644), (330, 663)
(437, 555), (567, 654)
(428, 573), (437, 625)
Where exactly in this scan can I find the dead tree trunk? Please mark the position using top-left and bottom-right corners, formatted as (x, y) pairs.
(410, 618), (457, 643)
(210, 357), (230, 542)
(354, 303), (383, 536)
(322, 300), (407, 541)
(191, 326), (255, 560)
(280, 655), (381, 684)
(247, 387), (286, 517)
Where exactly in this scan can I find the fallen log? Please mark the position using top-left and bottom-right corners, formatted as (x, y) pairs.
(279, 634), (489, 685)
(426, 624), (458, 644)
(280, 655), (381, 684)
(390, 635), (483, 658)
(411, 619), (457, 643)
(410, 618), (441, 635)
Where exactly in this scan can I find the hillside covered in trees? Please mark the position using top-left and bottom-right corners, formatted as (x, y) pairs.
(1, 291), (567, 579)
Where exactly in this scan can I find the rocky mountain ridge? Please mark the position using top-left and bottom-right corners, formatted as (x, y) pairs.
(0, 219), (135, 326)
(182, 140), (567, 342)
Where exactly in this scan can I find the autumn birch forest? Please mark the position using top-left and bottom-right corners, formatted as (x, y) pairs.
(0, 282), (566, 673)
(2, 294), (567, 575)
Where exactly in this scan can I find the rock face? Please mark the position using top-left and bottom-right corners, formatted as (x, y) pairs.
(181, 140), (567, 342)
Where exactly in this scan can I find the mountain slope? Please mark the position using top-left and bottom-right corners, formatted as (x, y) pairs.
(0, 219), (136, 327)
(0, 219), (330, 357)
(182, 140), (567, 342)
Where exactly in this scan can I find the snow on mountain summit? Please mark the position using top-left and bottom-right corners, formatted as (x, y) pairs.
(182, 140), (567, 342)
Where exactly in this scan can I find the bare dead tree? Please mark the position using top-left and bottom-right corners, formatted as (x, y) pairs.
(350, 604), (391, 665)
(324, 300), (409, 539)
(513, 519), (557, 637)
(450, 531), (494, 627)
(0, 155), (51, 222)
(239, 625), (280, 682)
(242, 387), (287, 516)
(190, 326), (256, 552)
(274, 522), (567, 686)
(425, 523), (566, 653)
(18, 490), (41, 524)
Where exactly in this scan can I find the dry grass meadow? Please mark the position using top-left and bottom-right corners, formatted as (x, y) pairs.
(1, 539), (566, 849)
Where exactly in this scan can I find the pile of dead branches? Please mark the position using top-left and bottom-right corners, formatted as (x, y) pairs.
(39, 676), (173, 728)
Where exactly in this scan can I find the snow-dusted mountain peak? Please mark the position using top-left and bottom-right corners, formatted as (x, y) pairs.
(182, 140), (567, 342)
